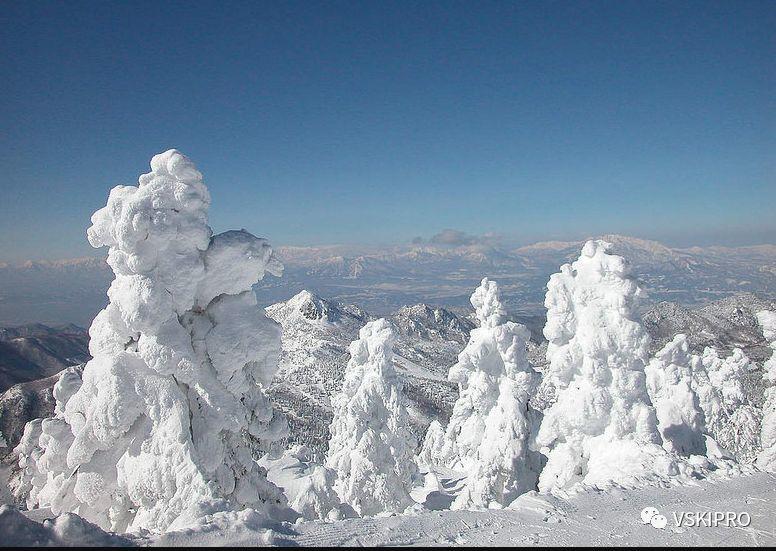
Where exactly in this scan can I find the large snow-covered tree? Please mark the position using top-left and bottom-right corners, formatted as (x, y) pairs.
(430, 278), (541, 509)
(14, 150), (287, 533)
(757, 310), (776, 471)
(645, 335), (707, 456)
(437, 278), (508, 472)
(325, 318), (418, 516)
(535, 240), (675, 492)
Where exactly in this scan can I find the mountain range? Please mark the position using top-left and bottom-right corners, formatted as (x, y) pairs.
(2, 235), (775, 326)
(266, 235), (776, 316)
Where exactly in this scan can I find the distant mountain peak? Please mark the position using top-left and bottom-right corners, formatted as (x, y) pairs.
(284, 290), (339, 322)
(267, 290), (371, 326)
(392, 303), (474, 344)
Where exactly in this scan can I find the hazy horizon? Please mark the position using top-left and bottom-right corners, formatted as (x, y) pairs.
(3, 227), (776, 265)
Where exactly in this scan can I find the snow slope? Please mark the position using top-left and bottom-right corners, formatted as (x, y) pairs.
(0, 324), (89, 392)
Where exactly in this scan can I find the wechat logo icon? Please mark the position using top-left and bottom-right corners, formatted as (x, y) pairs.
(641, 506), (668, 529)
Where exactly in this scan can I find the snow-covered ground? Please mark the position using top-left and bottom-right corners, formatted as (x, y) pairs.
(5, 470), (774, 546)
(281, 473), (776, 547)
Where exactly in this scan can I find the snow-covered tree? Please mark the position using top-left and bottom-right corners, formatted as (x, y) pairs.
(12, 366), (85, 510)
(756, 310), (776, 471)
(15, 150), (287, 533)
(289, 464), (354, 521)
(701, 347), (748, 414)
(535, 240), (675, 492)
(13, 419), (44, 506)
(439, 278), (509, 471)
(432, 278), (540, 509)
(417, 420), (446, 469)
(689, 354), (727, 438)
(689, 345), (757, 461)
(645, 334), (706, 456)
(325, 318), (418, 516)
(715, 405), (762, 464)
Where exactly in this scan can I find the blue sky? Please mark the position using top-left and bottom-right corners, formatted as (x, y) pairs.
(1, 0), (774, 261)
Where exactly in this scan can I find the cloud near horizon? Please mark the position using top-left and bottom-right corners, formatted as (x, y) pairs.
(412, 229), (502, 247)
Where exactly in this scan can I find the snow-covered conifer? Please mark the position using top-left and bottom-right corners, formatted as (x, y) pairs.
(701, 347), (748, 412)
(645, 334), (706, 456)
(756, 310), (776, 471)
(16, 150), (287, 532)
(689, 354), (726, 436)
(690, 346), (752, 450)
(536, 240), (675, 492)
(417, 420), (446, 469)
(325, 318), (418, 516)
(441, 278), (508, 471)
(289, 464), (356, 521)
(437, 278), (540, 509)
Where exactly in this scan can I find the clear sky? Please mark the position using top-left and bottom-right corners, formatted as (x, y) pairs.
(1, 0), (774, 261)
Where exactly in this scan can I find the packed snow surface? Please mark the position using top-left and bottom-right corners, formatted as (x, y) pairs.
(4, 472), (775, 546)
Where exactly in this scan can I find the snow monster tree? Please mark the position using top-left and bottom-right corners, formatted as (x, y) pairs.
(645, 334), (707, 456)
(535, 240), (678, 492)
(430, 278), (541, 509)
(326, 318), (418, 516)
(14, 150), (287, 532)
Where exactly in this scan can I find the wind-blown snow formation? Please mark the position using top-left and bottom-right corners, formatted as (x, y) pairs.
(535, 240), (678, 492)
(14, 150), (286, 533)
(757, 310), (776, 471)
(645, 335), (707, 456)
(325, 318), (418, 516)
(425, 278), (540, 509)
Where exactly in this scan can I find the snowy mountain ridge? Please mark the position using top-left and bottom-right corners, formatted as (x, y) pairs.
(4, 233), (775, 327)
(2, 289), (772, 464)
